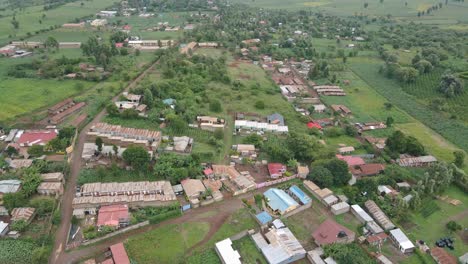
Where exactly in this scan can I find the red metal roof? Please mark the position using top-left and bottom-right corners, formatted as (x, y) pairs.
(431, 247), (457, 264)
(203, 168), (213, 176)
(110, 243), (130, 264)
(366, 233), (388, 243)
(18, 130), (57, 146)
(268, 163), (285, 176)
(97, 204), (129, 227)
(307, 122), (322, 129)
(312, 219), (355, 245)
(336, 154), (365, 167)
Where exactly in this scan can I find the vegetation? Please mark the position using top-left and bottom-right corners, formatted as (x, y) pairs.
(324, 243), (377, 264)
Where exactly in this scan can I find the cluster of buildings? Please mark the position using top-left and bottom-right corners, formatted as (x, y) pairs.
(234, 112), (289, 135)
(180, 41), (219, 55)
(335, 154), (386, 184)
(86, 122), (161, 150)
(355, 122), (387, 132)
(114, 93), (147, 117)
(313, 85), (346, 96)
(0, 206), (36, 239)
(72, 181), (177, 218)
(48, 98), (86, 125)
(195, 116), (226, 132)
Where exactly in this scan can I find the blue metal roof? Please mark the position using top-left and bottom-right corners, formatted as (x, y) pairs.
(264, 188), (299, 214)
(289, 185), (312, 205)
(255, 211), (273, 225)
(162, 98), (176, 105)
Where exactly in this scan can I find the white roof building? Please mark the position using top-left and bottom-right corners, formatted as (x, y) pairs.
(214, 238), (241, 264)
(389, 229), (415, 253)
(351, 204), (373, 223)
(252, 227), (306, 264)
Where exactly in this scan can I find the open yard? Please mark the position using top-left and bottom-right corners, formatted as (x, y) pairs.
(125, 222), (210, 264)
(126, 207), (257, 264)
(0, 0), (118, 44)
(404, 186), (468, 258)
(232, 236), (268, 264)
(230, 0), (468, 24)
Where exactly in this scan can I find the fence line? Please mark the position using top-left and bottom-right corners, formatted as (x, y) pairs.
(256, 175), (298, 189)
(81, 221), (149, 246)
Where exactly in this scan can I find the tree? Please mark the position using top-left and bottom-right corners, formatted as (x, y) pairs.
(32, 247), (50, 264)
(307, 166), (334, 187)
(287, 159), (298, 169)
(209, 100), (222, 112)
(44, 36), (59, 50)
(122, 145), (151, 170)
(439, 73), (464, 98)
(386, 116), (394, 127)
(27, 145), (44, 157)
(364, 2), (369, 8)
(344, 125), (358, 136)
(255, 100), (265, 109)
(106, 103), (120, 117)
(243, 134), (263, 148)
(143, 88), (153, 106)
(453, 151), (465, 167)
(11, 17), (19, 29)
(2, 192), (28, 210)
(6, 146), (18, 156)
(446, 221), (462, 232)
(11, 220), (28, 232)
(95, 137), (103, 152)
(30, 197), (55, 216)
(316, 158), (351, 186)
(121, 108), (139, 119)
(22, 169), (42, 197)
(262, 136), (292, 163)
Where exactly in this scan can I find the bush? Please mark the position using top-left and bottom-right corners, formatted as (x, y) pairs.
(254, 100), (265, 109)
(209, 100), (222, 112)
(446, 221), (462, 232)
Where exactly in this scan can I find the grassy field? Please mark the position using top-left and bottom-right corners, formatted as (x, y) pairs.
(27, 28), (112, 42)
(230, 0), (468, 23)
(404, 186), (468, 258)
(321, 69), (412, 124)
(0, 0), (119, 44)
(0, 78), (93, 121)
(125, 222), (210, 264)
(232, 236), (268, 264)
(348, 56), (468, 153)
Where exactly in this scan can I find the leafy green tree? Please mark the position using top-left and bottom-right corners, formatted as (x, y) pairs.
(243, 134), (263, 148)
(106, 103), (120, 117)
(262, 136), (292, 163)
(439, 73), (464, 97)
(122, 145), (151, 170)
(316, 158), (351, 186)
(22, 169), (42, 197)
(143, 88), (153, 107)
(30, 197), (56, 217)
(121, 108), (139, 119)
(11, 220), (28, 232)
(307, 166), (334, 187)
(44, 36), (59, 50)
(6, 146), (18, 156)
(446, 221), (462, 232)
(27, 145), (44, 157)
(386, 116), (394, 127)
(324, 243), (376, 264)
(209, 100), (222, 112)
(3, 192), (28, 210)
(453, 151), (465, 167)
(32, 247), (50, 264)
(95, 137), (103, 152)
(255, 100), (265, 109)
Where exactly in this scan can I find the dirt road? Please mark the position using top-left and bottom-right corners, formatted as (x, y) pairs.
(50, 59), (160, 264)
(56, 198), (243, 264)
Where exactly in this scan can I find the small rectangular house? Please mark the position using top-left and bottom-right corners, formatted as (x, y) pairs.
(389, 229), (415, 254)
(268, 163), (286, 179)
(330, 202), (350, 215)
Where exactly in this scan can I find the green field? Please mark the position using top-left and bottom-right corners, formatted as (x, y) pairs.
(230, 0), (468, 24)
(232, 236), (267, 264)
(0, 78), (93, 121)
(125, 222), (210, 264)
(348, 57), (468, 153)
(0, 0), (119, 44)
(321, 69), (412, 124)
(27, 28), (111, 42)
(405, 186), (468, 257)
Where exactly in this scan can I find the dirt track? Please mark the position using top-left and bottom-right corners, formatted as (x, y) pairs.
(50, 59), (160, 264)
(57, 198), (243, 264)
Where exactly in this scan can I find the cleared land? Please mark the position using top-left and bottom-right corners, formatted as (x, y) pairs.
(230, 0), (468, 24)
(0, 0), (118, 44)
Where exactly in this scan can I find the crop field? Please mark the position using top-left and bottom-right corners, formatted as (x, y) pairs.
(107, 13), (188, 40)
(27, 28), (112, 42)
(230, 0), (468, 23)
(125, 222), (210, 264)
(405, 186), (468, 257)
(0, 0), (119, 44)
(0, 78), (94, 121)
(320, 69), (412, 124)
(348, 56), (468, 153)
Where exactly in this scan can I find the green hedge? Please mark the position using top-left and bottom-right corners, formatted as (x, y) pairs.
(148, 209), (182, 225)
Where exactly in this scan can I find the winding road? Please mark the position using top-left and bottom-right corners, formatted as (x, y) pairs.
(50, 58), (161, 264)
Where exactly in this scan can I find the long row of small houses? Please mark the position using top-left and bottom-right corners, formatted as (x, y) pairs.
(234, 120), (289, 134)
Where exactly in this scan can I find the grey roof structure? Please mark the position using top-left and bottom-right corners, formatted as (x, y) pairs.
(0, 180), (21, 194)
(267, 113), (285, 126)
